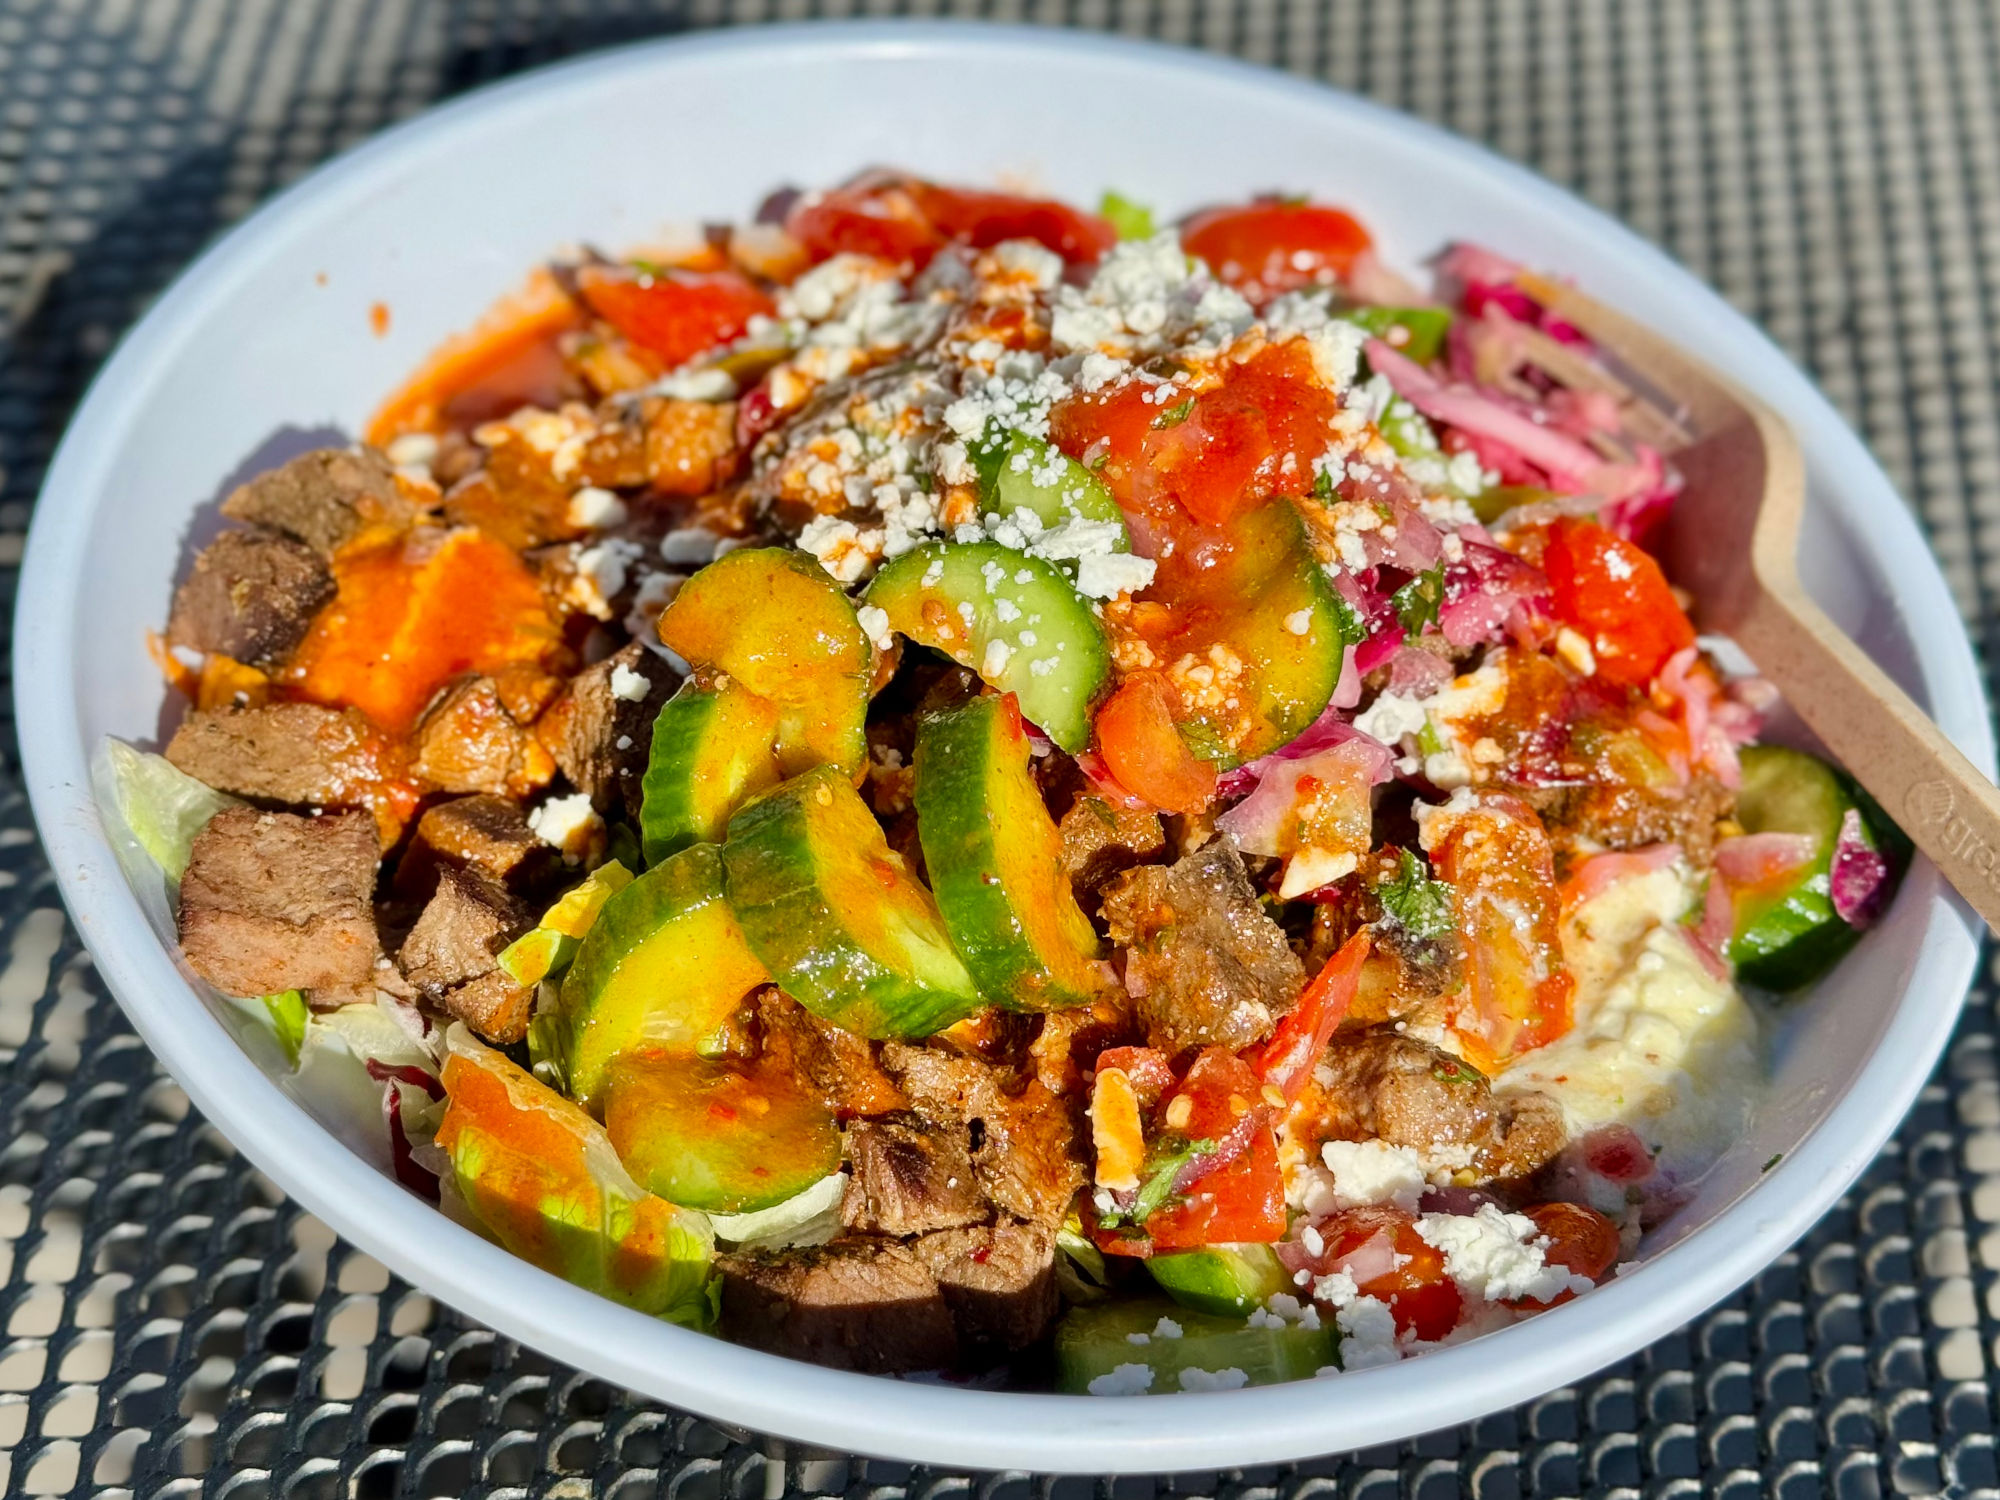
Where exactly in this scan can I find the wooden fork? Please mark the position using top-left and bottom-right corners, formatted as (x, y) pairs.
(1519, 273), (2000, 931)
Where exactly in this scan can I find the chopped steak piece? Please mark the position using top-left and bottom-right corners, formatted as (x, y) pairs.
(165, 702), (412, 844)
(842, 1115), (987, 1235)
(412, 675), (555, 799)
(442, 434), (580, 552)
(178, 808), (379, 999)
(1099, 837), (1305, 1054)
(398, 867), (534, 1043)
(881, 1044), (1086, 1228)
(1525, 771), (1736, 874)
(220, 446), (412, 558)
(1057, 796), (1166, 905)
(716, 1241), (957, 1374)
(912, 1222), (1058, 1358)
(165, 529), (334, 669)
(533, 643), (678, 818)
(644, 397), (740, 496)
(394, 794), (558, 899)
(1310, 1027), (1566, 1184)
(756, 989), (906, 1118)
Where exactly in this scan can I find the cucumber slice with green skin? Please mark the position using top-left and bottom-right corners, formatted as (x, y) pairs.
(1341, 305), (1453, 365)
(604, 1051), (840, 1213)
(1145, 1244), (1292, 1317)
(1053, 1297), (1337, 1394)
(864, 542), (1110, 753)
(1726, 744), (1908, 991)
(914, 694), (1110, 1011)
(640, 680), (784, 865)
(557, 844), (770, 1109)
(969, 427), (1131, 545)
(722, 766), (982, 1039)
(1169, 499), (1355, 768)
(657, 547), (870, 774)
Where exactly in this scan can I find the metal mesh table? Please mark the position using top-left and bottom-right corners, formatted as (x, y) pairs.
(2, 1), (1999, 1494)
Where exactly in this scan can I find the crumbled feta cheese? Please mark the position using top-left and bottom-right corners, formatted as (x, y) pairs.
(1074, 552), (1157, 601)
(1152, 1316), (1183, 1340)
(1086, 1364), (1156, 1397)
(1178, 1367), (1250, 1392)
(1050, 231), (1252, 360)
(1353, 692), (1432, 744)
(796, 515), (878, 583)
(660, 528), (723, 566)
(649, 365), (738, 402)
(609, 662), (651, 703)
(384, 432), (438, 470)
(1284, 609), (1313, 637)
(1320, 1139), (1429, 1212)
(982, 638), (1013, 679)
(1416, 1203), (1593, 1304)
(571, 538), (644, 617)
(567, 485), (628, 529)
(1334, 1296), (1403, 1370)
(856, 604), (895, 652)
(528, 793), (603, 862)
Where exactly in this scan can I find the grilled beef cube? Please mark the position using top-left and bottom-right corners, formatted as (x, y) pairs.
(398, 867), (534, 1044)
(756, 989), (906, 1119)
(393, 794), (558, 900)
(912, 1222), (1059, 1359)
(841, 1115), (987, 1235)
(178, 808), (380, 1000)
(881, 1044), (1086, 1229)
(220, 445), (412, 558)
(1312, 1027), (1566, 1184)
(534, 643), (677, 818)
(717, 1241), (958, 1374)
(1099, 836), (1305, 1054)
(1057, 796), (1166, 905)
(412, 675), (554, 799)
(165, 529), (335, 669)
(164, 702), (410, 843)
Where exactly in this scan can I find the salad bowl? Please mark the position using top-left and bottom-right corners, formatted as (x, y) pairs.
(13, 22), (1989, 1471)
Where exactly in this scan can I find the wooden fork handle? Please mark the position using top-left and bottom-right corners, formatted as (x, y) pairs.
(1733, 582), (2000, 930)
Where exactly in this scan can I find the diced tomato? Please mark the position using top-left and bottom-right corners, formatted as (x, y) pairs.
(786, 175), (1115, 267)
(1181, 200), (1374, 304)
(575, 266), (774, 371)
(1427, 791), (1574, 1073)
(1541, 518), (1695, 689)
(1257, 931), (1370, 1102)
(1513, 1201), (1620, 1310)
(1302, 1205), (1463, 1340)
(1139, 1130), (1287, 1251)
(1051, 340), (1341, 529)
(1092, 672), (1217, 816)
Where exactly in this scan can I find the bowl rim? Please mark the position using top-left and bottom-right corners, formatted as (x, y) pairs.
(14, 19), (1991, 1472)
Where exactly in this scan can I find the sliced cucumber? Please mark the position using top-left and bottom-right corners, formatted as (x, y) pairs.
(640, 680), (784, 864)
(1342, 305), (1453, 365)
(864, 541), (1110, 753)
(657, 547), (870, 774)
(970, 427), (1130, 544)
(1726, 745), (1905, 991)
(556, 844), (770, 1109)
(723, 766), (982, 1038)
(914, 694), (1109, 1011)
(1145, 1244), (1292, 1317)
(1053, 1297), (1336, 1394)
(604, 1050), (840, 1213)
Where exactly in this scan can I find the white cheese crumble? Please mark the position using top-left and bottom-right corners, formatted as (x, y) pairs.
(608, 662), (652, 703)
(855, 604), (895, 652)
(528, 793), (603, 861)
(1414, 1203), (1590, 1304)
(567, 485), (628, 530)
(1049, 231), (1253, 360)
(1086, 1364), (1156, 1397)
(1353, 691), (1432, 744)
(796, 515), (878, 583)
(648, 365), (738, 402)
(384, 432), (438, 470)
(659, 527), (724, 566)
(1309, 1139), (1429, 1215)
(1179, 1367), (1250, 1392)
(1074, 552), (1157, 601)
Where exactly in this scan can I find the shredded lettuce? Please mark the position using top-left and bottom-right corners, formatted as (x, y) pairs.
(1099, 190), (1155, 241)
(705, 1171), (846, 1249)
(498, 860), (634, 988)
(263, 990), (309, 1067)
(1375, 848), (1455, 942)
(97, 737), (240, 880)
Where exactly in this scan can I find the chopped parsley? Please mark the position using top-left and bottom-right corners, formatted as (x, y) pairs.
(1392, 564), (1446, 636)
(1328, 590), (1368, 646)
(1376, 847), (1455, 943)
(1429, 1055), (1485, 1087)
(1175, 720), (1231, 764)
(1762, 1153), (1783, 1173)
(1130, 1137), (1214, 1223)
(1312, 466), (1336, 500)
(1152, 397), (1196, 429)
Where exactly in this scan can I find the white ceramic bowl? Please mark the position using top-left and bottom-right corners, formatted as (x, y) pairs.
(15, 22), (1990, 1472)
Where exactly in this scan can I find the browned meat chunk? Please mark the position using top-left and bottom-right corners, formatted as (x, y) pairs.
(165, 702), (411, 843)
(220, 446), (412, 558)
(1099, 837), (1304, 1054)
(1057, 796), (1166, 904)
(1530, 771), (1736, 873)
(912, 1222), (1058, 1359)
(178, 808), (379, 999)
(882, 1044), (1086, 1228)
(645, 398), (740, 495)
(533, 643), (678, 817)
(412, 675), (554, 798)
(1309, 1028), (1566, 1183)
(716, 1241), (957, 1374)
(398, 868), (533, 1043)
(755, 989), (906, 1118)
(442, 434), (580, 552)
(394, 794), (557, 899)
(166, 529), (334, 668)
(842, 1116), (986, 1235)
(1305, 850), (1461, 1029)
